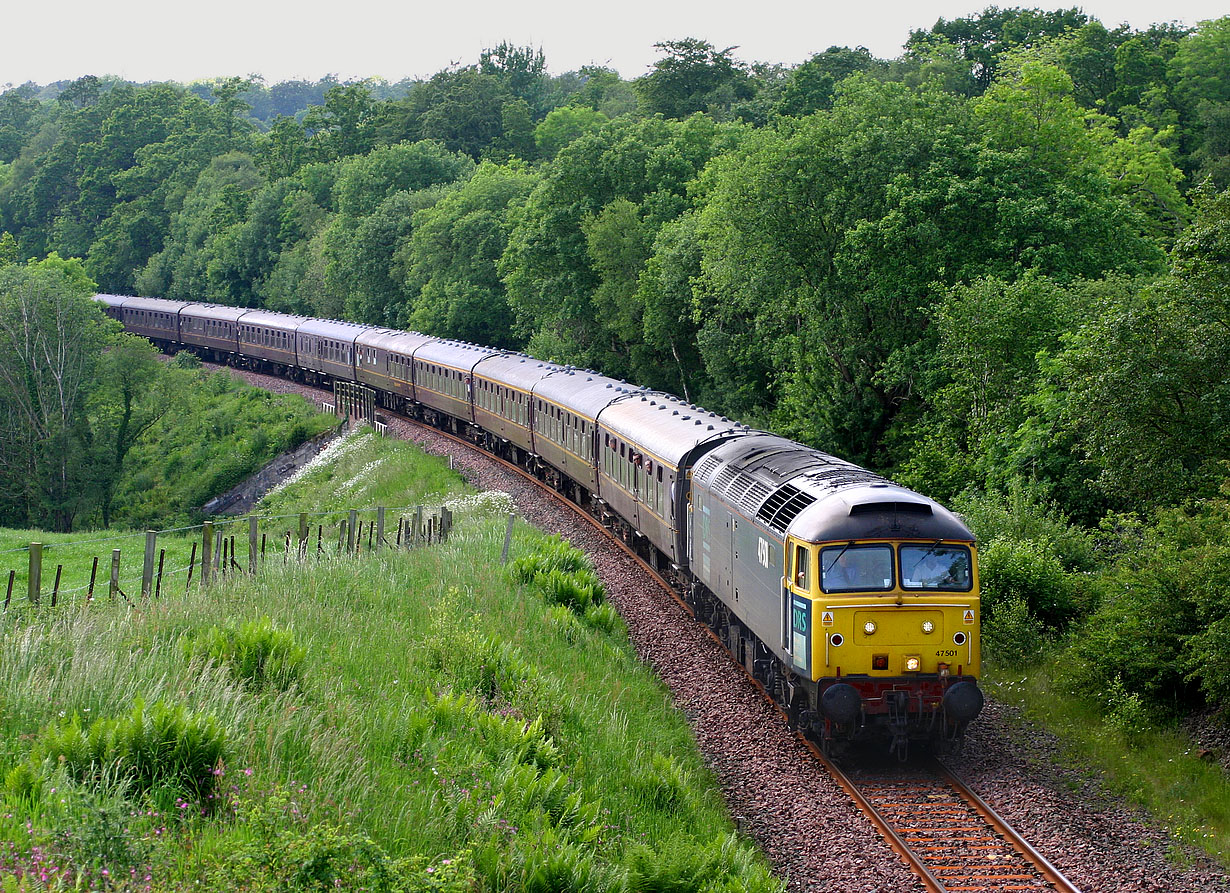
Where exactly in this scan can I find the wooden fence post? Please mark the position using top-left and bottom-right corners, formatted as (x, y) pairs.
(109, 549), (121, 600)
(413, 506), (423, 548)
(28, 543), (42, 605)
(142, 530), (157, 599)
(376, 507), (386, 549)
(348, 509), (357, 553)
(248, 517), (259, 575)
(202, 521), (213, 586)
(185, 543), (197, 592)
(298, 512), (308, 558)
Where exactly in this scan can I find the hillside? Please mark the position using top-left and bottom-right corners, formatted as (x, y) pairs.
(0, 427), (780, 892)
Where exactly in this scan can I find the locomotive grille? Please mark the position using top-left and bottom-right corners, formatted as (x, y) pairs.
(693, 454), (722, 482)
(756, 485), (817, 535)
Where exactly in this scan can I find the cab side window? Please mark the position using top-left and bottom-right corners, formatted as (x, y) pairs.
(794, 545), (810, 589)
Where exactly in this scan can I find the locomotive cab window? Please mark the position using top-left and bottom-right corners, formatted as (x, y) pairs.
(793, 545), (810, 590)
(900, 544), (972, 591)
(820, 544), (894, 593)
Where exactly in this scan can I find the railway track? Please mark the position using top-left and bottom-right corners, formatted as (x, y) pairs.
(825, 753), (1083, 893)
(400, 413), (1084, 893)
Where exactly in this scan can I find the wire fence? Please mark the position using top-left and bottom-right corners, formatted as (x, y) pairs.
(1, 503), (456, 614)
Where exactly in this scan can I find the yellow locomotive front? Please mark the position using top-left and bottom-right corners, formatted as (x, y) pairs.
(785, 536), (983, 756)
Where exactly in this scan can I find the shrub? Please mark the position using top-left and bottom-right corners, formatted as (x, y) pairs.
(508, 536), (605, 616)
(215, 785), (475, 892)
(583, 603), (623, 635)
(978, 538), (1080, 628)
(183, 617), (306, 690)
(632, 752), (695, 815)
(623, 832), (783, 893)
(981, 594), (1046, 667)
(27, 700), (227, 800)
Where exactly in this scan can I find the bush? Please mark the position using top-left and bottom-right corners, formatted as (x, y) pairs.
(508, 536), (605, 616)
(981, 594), (1046, 667)
(215, 785), (475, 892)
(183, 617), (306, 690)
(978, 538), (1081, 628)
(623, 832), (783, 893)
(26, 700), (227, 800)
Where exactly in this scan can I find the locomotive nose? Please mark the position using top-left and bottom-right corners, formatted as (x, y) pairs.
(942, 681), (984, 722)
(820, 682), (862, 725)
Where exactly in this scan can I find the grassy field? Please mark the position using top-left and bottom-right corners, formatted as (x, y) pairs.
(984, 659), (1230, 864)
(0, 426), (781, 892)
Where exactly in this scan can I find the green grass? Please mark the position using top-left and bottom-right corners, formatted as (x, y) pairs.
(0, 425), (781, 892)
(985, 656), (1230, 863)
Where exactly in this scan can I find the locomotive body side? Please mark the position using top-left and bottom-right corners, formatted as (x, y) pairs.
(688, 434), (983, 754)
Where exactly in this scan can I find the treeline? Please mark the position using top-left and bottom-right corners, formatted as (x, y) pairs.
(1, 10), (1230, 714)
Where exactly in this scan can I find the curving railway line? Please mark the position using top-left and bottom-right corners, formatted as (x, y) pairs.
(388, 397), (1084, 893)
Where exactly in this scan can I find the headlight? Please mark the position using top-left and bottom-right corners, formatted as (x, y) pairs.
(863, 620), (877, 635)
(921, 620), (935, 634)
(904, 656), (921, 672)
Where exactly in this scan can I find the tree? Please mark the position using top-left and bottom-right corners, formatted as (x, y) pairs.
(89, 334), (173, 527)
(400, 160), (536, 345)
(0, 256), (106, 531)
(906, 6), (1089, 94)
(634, 39), (754, 119)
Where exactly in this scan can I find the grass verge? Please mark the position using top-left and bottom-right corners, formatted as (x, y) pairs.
(985, 657), (1230, 864)
(0, 426), (781, 892)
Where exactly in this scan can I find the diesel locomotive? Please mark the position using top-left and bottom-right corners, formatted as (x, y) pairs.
(97, 294), (984, 756)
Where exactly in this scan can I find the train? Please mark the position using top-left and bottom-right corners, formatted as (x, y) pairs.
(97, 293), (984, 757)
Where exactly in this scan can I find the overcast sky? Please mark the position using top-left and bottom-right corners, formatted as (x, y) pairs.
(3, 1), (1226, 88)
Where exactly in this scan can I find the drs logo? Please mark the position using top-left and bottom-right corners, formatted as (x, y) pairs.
(757, 537), (771, 569)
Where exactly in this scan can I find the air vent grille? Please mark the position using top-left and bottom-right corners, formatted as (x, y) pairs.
(756, 484), (817, 535)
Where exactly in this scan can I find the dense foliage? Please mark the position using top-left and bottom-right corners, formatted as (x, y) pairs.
(0, 255), (334, 531)
(3, 8), (1230, 724)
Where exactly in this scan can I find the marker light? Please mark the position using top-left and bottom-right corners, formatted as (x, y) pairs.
(904, 656), (921, 672)
(863, 620), (878, 635)
(921, 620), (935, 634)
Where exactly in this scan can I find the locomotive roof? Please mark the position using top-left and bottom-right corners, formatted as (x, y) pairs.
(474, 353), (566, 391)
(181, 303), (248, 322)
(296, 318), (373, 342)
(354, 328), (436, 353)
(237, 309), (309, 331)
(692, 434), (973, 543)
(534, 369), (638, 420)
(600, 392), (748, 469)
(414, 339), (501, 370)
